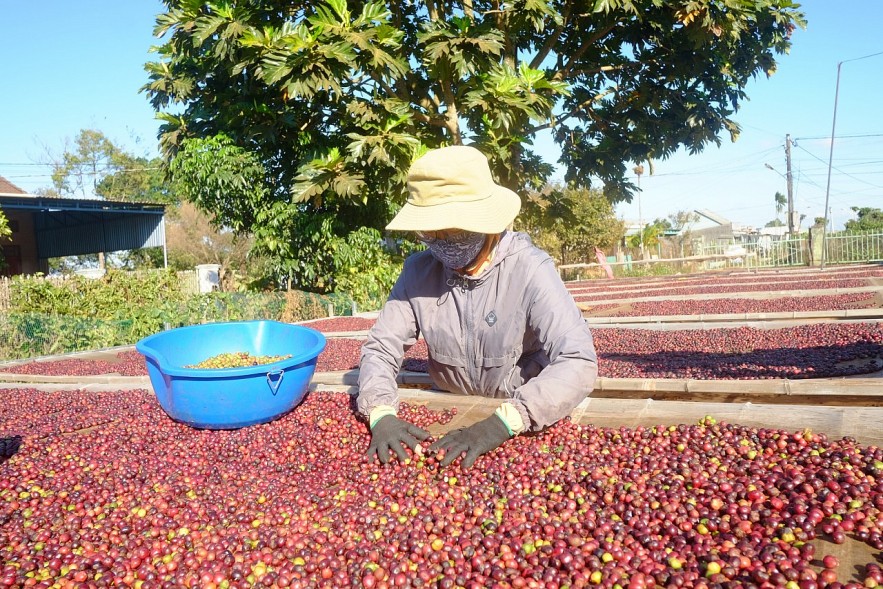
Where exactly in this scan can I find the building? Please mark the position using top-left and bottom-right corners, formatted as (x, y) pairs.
(0, 176), (167, 276)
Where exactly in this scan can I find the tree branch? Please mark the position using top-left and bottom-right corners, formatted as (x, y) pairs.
(410, 111), (449, 128)
(529, 86), (616, 133)
(494, 0), (516, 69)
(440, 77), (462, 143)
(369, 71), (403, 103)
(390, 0), (403, 30)
(566, 62), (633, 78)
(529, 4), (572, 71)
(406, 72), (441, 112)
(553, 22), (618, 81)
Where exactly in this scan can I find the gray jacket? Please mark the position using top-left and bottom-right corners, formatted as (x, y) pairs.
(357, 232), (598, 432)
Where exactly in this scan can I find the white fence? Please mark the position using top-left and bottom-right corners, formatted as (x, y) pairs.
(559, 230), (883, 279)
(698, 230), (883, 269)
(822, 230), (883, 265)
(697, 236), (807, 268)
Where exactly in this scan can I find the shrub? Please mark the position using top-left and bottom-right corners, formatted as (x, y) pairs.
(0, 270), (355, 361)
(331, 227), (401, 311)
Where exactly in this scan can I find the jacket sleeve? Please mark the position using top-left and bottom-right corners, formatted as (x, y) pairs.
(508, 257), (598, 431)
(356, 270), (420, 418)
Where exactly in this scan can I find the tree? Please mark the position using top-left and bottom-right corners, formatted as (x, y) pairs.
(97, 153), (172, 204)
(167, 134), (268, 235)
(627, 218), (665, 250)
(667, 210), (699, 233)
(145, 0), (804, 289)
(520, 185), (624, 265)
(45, 129), (171, 204)
(845, 207), (883, 232)
(774, 191), (787, 221)
(164, 201), (257, 288)
(658, 210), (699, 256)
(0, 213), (10, 272)
(46, 130), (120, 199)
(40, 129), (173, 271)
(625, 212), (696, 254)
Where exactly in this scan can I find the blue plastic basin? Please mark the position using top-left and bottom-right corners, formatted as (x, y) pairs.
(135, 320), (327, 429)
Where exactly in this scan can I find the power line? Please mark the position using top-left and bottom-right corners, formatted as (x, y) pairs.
(2, 166), (163, 180)
(640, 146), (782, 179)
(793, 133), (883, 141)
(795, 143), (883, 190)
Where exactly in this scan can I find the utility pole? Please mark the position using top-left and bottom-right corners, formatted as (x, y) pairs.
(634, 165), (645, 258)
(822, 51), (883, 268)
(784, 134), (795, 236)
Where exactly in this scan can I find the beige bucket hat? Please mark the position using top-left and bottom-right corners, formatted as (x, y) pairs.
(386, 145), (522, 234)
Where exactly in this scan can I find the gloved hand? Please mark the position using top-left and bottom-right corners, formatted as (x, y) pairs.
(367, 415), (430, 464)
(429, 414), (511, 468)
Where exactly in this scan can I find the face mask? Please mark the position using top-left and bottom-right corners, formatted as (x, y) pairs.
(426, 232), (486, 270)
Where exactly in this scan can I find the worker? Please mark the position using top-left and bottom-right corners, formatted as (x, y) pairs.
(358, 145), (598, 468)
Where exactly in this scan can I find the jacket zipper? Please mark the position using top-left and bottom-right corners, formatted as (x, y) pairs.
(448, 273), (483, 391)
(465, 283), (477, 391)
(448, 274), (477, 390)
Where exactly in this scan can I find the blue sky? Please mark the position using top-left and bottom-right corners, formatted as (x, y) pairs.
(1, 1), (880, 231)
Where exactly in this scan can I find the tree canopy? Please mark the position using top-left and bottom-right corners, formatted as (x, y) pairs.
(845, 207), (883, 232)
(43, 129), (172, 204)
(144, 0), (805, 289)
(520, 185), (624, 265)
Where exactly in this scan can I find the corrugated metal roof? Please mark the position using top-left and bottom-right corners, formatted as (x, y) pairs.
(694, 209), (732, 226)
(1, 195), (166, 258)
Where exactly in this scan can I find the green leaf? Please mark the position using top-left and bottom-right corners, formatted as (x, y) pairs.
(593, 0), (614, 14)
(146, 0), (807, 288)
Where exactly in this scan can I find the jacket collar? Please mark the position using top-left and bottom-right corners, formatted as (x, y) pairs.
(449, 231), (532, 282)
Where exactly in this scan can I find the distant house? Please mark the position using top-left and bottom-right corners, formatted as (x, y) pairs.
(689, 209), (757, 246)
(758, 225), (790, 237)
(0, 176), (167, 277)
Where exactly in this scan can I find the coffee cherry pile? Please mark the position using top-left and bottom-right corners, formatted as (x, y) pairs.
(3, 351), (148, 377)
(2, 389), (882, 588)
(314, 340), (429, 374)
(572, 276), (873, 302)
(6, 322), (881, 380)
(590, 323), (883, 380)
(584, 293), (877, 318)
(304, 318), (376, 333)
(305, 323), (883, 380)
(567, 266), (883, 300)
(185, 352), (293, 370)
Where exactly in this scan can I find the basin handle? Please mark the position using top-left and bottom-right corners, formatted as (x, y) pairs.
(266, 369), (284, 395)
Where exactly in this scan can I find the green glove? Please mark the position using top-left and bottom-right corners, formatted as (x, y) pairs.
(367, 415), (430, 464)
(429, 414), (512, 468)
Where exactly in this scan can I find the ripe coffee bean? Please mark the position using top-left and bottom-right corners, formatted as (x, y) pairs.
(1, 388), (882, 587)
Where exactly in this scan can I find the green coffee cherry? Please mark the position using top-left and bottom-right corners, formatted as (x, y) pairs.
(185, 351), (292, 369)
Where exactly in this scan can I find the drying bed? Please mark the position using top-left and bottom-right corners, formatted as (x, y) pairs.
(570, 277), (878, 303)
(581, 294), (879, 318)
(565, 266), (883, 295)
(2, 387), (883, 588)
(3, 323), (881, 381)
